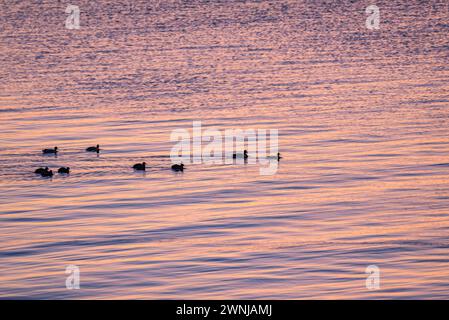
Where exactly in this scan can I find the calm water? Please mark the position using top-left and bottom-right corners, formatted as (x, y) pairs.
(1, 0), (449, 299)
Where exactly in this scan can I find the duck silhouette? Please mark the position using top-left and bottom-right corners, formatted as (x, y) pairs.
(58, 167), (70, 174)
(35, 167), (49, 174)
(171, 163), (184, 172)
(233, 150), (248, 159)
(86, 144), (100, 153)
(42, 147), (58, 154)
(133, 162), (146, 171)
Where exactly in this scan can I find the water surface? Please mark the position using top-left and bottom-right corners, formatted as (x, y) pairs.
(1, 0), (449, 299)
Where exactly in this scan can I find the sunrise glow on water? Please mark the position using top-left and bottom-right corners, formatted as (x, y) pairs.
(1, 0), (449, 299)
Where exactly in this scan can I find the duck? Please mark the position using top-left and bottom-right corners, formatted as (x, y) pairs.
(35, 167), (49, 174)
(171, 163), (184, 172)
(86, 144), (100, 153)
(58, 167), (70, 174)
(133, 162), (146, 171)
(40, 169), (54, 177)
(233, 150), (248, 159)
(42, 147), (58, 154)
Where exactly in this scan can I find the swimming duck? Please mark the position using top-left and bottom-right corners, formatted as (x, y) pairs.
(133, 162), (146, 171)
(40, 169), (54, 177)
(171, 163), (184, 172)
(42, 147), (58, 154)
(35, 167), (49, 174)
(233, 150), (248, 159)
(58, 167), (70, 174)
(86, 144), (100, 153)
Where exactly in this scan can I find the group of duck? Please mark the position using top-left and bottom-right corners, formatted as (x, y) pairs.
(36, 145), (101, 177)
(35, 144), (281, 178)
